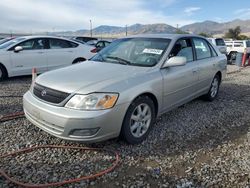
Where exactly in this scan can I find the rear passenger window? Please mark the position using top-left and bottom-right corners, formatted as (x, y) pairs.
(193, 38), (212, 60)
(49, 39), (72, 49)
(169, 38), (194, 62)
(70, 42), (79, 48)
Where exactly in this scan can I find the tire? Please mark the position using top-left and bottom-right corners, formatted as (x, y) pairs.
(0, 64), (7, 81)
(203, 74), (220, 101)
(229, 52), (237, 64)
(72, 58), (86, 64)
(120, 96), (156, 144)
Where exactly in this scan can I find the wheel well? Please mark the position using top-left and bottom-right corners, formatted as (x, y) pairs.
(229, 51), (237, 56)
(135, 93), (159, 117)
(215, 71), (222, 83)
(72, 57), (86, 64)
(0, 63), (8, 77)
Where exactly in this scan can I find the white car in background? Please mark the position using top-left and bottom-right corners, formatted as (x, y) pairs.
(225, 40), (250, 63)
(0, 36), (96, 80)
(207, 38), (227, 55)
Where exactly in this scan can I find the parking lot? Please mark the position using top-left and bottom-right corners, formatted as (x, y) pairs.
(0, 65), (249, 187)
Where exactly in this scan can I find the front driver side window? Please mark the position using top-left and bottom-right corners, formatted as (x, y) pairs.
(17, 39), (45, 50)
(169, 39), (194, 62)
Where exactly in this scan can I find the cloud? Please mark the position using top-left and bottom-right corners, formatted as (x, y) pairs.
(184, 7), (201, 16)
(234, 8), (250, 19)
(0, 0), (196, 33)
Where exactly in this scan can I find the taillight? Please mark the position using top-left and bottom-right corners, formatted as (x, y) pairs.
(91, 48), (97, 53)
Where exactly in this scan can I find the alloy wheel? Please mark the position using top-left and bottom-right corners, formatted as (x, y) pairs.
(130, 103), (152, 138)
(211, 77), (219, 98)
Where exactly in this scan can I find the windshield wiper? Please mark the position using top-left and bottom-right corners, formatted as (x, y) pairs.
(106, 56), (131, 65)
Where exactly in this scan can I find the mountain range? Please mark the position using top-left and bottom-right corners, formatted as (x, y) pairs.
(54, 19), (250, 37)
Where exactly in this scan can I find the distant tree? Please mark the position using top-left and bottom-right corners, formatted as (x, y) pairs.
(238, 35), (249, 40)
(224, 26), (241, 40)
(175, 29), (188, 34)
(198, 32), (212, 38)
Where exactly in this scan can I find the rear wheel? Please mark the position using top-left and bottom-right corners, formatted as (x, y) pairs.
(203, 74), (220, 101)
(72, 58), (86, 64)
(121, 96), (155, 144)
(229, 52), (237, 64)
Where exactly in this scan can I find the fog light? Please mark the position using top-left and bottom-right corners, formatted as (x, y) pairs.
(69, 128), (100, 137)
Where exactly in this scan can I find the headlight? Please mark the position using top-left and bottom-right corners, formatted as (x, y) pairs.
(65, 93), (119, 110)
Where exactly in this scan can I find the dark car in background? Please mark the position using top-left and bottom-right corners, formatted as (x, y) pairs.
(91, 40), (111, 53)
(71, 36), (98, 43)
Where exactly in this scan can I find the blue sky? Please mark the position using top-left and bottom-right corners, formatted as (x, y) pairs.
(0, 0), (250, 32)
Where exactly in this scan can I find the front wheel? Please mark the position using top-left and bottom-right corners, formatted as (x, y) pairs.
(203, 75), (220, 101)
(0, 65), (7, 81)
(120, 96), (156, 144)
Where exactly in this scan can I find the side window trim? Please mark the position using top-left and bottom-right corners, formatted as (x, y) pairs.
(207, 42), (218, 57)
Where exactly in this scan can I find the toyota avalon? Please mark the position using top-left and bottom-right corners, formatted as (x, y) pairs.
(23, 34), (227, 144)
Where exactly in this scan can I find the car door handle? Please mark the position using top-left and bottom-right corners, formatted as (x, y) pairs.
(37, 52), (44, 54)
(192, 68), (199, 73)
(67, 51), (73, 53)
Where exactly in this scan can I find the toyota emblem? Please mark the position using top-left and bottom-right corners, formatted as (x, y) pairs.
(41, 89), (47, 97)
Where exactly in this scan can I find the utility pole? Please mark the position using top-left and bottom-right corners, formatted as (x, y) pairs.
(90, 19), (92, 37)
(125, 25), (128, 36)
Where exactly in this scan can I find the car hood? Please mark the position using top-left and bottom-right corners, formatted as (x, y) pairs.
(35, 61), (149, 94)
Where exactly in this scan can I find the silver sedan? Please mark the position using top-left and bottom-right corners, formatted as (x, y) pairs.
(23, 34), (227, 144)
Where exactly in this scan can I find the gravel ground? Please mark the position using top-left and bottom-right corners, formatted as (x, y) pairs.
(1, 65), (250, 188)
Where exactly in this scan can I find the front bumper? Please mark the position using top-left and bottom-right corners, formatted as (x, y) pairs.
(23, 91), (129, 142)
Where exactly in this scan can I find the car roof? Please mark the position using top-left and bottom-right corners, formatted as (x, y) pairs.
(123, 34), (206, 40)
(225, 40), (249, 42)
(14, 35), (75, 41)
(12, 35), (84, 45)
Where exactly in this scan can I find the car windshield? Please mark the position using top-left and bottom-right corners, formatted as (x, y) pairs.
(0, 37), (25, 49)
(91, 38), (171, 67)
(0, 38), (15, 45)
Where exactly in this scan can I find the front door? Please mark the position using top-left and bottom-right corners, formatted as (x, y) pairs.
(10, 38), (47, 76)
(161, 38), (199, 111)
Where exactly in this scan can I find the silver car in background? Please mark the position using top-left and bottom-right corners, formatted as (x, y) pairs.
(23, 34), (227, 144)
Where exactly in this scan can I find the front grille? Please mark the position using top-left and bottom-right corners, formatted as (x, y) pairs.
(33, 83), (70, 104)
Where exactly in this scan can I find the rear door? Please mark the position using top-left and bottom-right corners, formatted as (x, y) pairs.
(46, 38), (77, 70)
(192, 37), (218, 93)
(10, 38), (47, 75)
(161, 38), (199, 110)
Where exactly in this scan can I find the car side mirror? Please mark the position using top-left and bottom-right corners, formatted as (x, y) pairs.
(14, 46), (23, 53)
(162, 56), (187, 68)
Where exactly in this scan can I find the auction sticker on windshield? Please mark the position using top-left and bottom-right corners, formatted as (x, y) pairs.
(143, 48), (163, 55)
